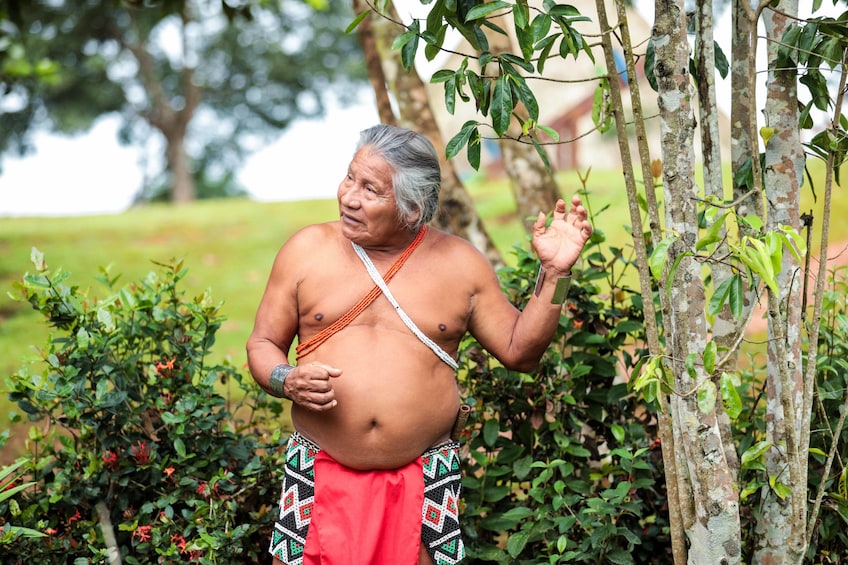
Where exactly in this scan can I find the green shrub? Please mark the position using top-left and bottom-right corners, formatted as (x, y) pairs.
(457, 234), (670, 564)
(1, 250), (287, 564)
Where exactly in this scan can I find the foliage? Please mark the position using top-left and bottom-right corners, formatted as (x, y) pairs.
(803, 265), (848, 561)
(388, 0), (592, 170)
(0, 459), (46, 544)
(1, 250), (287, 564)
(456, 203), (670, 564)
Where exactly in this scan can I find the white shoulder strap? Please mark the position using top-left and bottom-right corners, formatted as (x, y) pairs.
(351, 242), (459, 370)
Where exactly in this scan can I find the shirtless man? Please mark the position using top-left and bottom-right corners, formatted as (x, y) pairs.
(246, 124), (592, 565)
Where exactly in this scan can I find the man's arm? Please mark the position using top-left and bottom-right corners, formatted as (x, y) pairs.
(467, 196), (592, 372)
(246, 225), (342, 410)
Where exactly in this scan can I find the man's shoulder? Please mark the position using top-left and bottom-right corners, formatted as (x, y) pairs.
(427, 227), (488, 261)
(285, 221), (340, 248)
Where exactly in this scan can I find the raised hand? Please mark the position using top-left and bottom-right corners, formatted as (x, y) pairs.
(531, 195), (592, 275)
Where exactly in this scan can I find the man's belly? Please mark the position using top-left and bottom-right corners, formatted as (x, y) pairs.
(291, 328), (461, 470)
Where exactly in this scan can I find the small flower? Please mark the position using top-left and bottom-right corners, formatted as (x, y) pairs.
(155, 356), (177, 378)
(171, 534), (188, 552)
(44, 527), (58, 536)
(130, 440), (152, 465)
(163, 467), (175, 478)
(133, 524), (152, 543)
(102, 450), (119, 470)
(67, 509), (82, 525)
(197, 482), (207, 497)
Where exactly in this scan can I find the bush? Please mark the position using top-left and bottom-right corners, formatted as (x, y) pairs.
(1, 250), (287, 564)
(457, 235), (670, 564)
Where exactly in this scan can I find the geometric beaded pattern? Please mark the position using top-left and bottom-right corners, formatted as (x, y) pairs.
(421, 441), (466, 565)
(269, 434), (466, 564)
(269, 433), (319, 565)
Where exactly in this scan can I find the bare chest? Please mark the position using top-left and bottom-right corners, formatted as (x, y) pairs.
(297, 261), (471, 346)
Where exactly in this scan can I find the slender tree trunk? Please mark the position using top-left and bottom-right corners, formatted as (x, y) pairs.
(599, 2), (686, 562)
(368, 2), (502, 264)
(753, 3), (807, 562)
(730, 0), (763, 218)
(694, 0), (741, 483)
(654, 0), (742, 561)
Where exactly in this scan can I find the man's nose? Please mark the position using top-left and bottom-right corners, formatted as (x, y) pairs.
(340, 185), (360, 208)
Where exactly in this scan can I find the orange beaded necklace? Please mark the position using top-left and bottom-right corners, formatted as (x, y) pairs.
(295, 226), (428, 360)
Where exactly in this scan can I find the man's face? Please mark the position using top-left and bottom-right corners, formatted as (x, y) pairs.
(337, 146), (413, 246)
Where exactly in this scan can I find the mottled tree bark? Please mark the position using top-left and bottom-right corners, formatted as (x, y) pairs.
(654, 0), (742, 561)
(754, 3), (807, 562)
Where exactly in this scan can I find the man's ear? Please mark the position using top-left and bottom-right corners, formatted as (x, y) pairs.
(405, 209), (421, 226)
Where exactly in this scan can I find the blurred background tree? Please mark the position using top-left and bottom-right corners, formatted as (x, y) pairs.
(0, 0), (366, 203)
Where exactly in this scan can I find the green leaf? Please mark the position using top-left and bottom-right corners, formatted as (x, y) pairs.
(530, 138), (551, 171)
(174, 437), (187, 459)
(491, 75), (513, 135)
(507, 530), (530, 557)
(728, 274), (744, 320)
(344, 9), (370, 34)
(703, 341), (717, 374)
(483, 418), (500, 447)
(465, 1), (510, 22)
(741, 440), (772, 469)
(720, 372), (742, 419)
(649, 236), (675, 280)
(446, 121), (478, 159)
(611, 424), (625, 443)
(697, 380), (717, 414)
(467, 127), (481, 169)
(696, 212), (728, 250)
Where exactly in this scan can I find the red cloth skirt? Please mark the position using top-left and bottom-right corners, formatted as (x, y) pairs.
(302, 450), (424, 565)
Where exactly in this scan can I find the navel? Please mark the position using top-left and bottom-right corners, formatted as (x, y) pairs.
(314, 313), (324, 321)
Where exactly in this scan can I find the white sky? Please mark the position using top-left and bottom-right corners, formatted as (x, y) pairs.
(0, 101), (379, 217)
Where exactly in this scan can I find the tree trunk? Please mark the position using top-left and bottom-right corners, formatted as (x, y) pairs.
(166, 133), (194, 203)
(600, 1), (686, 562)
(730, 0), (763, 218)
(126, 8), (199, 203)
(694, 0), (741, 483)
(654, 0), (742, 561)
(368, 2), (503, 264)
(353, 0), (396, 126)
(753, 3), (808, 562)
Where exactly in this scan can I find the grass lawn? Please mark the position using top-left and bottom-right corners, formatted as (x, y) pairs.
(1, 161), (845, 460)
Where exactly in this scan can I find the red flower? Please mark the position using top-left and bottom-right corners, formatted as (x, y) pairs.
(130, 440), (152, 465)
(197, 482), (207, 497)
(102, 450), (119, 470)
(163, 467), (175, 479)
(44, 527), (58, 536)
(155, 356), (176, 377)
(171, 534), (188, 553)
(133, 524), (152, 543)
(67, 509), (82, 525)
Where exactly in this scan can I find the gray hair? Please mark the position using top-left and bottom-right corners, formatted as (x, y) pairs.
(356, 124), (441, 231)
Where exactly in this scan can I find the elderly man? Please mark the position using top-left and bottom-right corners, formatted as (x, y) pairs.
(247, 124), (592, 565)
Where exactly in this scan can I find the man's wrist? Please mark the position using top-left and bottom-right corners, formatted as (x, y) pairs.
(534, 264), (572, 305)
(269, 363), (295, 398)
